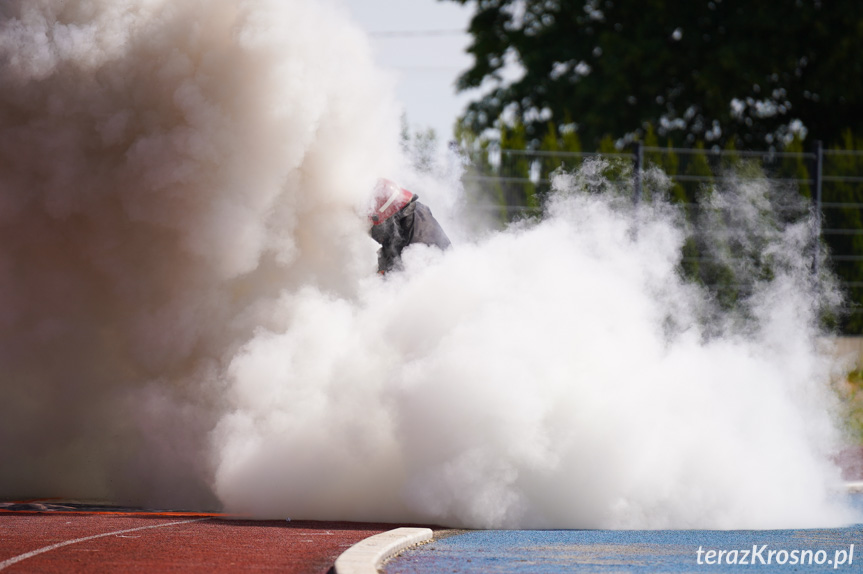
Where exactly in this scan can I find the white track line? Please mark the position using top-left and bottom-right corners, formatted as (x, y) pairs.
(333, 527), (433, 574)
(0, 518), (210, 571)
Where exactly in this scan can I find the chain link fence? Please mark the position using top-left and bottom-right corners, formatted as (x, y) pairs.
(460, 142), (863, 333)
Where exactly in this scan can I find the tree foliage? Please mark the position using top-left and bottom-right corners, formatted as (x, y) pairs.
(444, 0), (863, 150)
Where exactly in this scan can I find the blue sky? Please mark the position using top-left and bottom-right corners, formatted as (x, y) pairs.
(339, 0), (475, 144)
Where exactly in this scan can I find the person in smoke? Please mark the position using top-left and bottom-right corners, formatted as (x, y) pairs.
(369, 178), (451, 274)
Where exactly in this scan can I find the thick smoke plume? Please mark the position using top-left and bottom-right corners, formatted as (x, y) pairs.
(0, 0), (857, 529)
(0, 0), (399, 509)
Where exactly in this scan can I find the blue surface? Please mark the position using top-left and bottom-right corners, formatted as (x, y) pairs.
(387, 494), (863, 573)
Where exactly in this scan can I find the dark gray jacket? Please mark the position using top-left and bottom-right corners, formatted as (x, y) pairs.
(370, 195), (451, 273)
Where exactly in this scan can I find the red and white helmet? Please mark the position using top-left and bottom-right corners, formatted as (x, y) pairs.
(369, 178), (414, 225)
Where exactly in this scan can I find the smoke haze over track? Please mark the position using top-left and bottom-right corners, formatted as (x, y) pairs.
(0, 0), (858, 529)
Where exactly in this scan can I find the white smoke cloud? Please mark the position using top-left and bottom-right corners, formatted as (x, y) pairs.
(0, 0), (399, 508)
(0, 0), (856, 530)
(212, 166), (856, 528)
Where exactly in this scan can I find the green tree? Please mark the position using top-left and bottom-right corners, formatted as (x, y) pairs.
(539, 121), (583, 187)
(598, 135), (617, 155)
(822, 131), (863, 333)
(455, 121), (508, 225)
(643, 123), (684, 203)
(679, 142), (716, 287)
(443, 0), (863, 150)
(684, 141), (713, 196)
(500, 122), (538, 214)
(538, 122), (562, 179)
(538, 122), (563, 199)
(780, 135), (811, 198)
(561, 122), (583, 156)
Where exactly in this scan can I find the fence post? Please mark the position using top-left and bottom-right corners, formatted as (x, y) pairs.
(812, 140), (823, 279)
(633, 141), (643, 205)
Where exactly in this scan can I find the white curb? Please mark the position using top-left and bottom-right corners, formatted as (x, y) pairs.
(333, 527), (434, 574)
(847, 480), (863, 493)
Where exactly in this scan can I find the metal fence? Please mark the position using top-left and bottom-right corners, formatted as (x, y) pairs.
(461, 142), (863, 332)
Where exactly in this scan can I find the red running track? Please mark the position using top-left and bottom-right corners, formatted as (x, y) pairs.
(0, 509), (397, 573)
(2, 444), (860, 574)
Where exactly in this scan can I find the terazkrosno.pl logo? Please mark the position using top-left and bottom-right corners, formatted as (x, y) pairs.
(696, 544), (854, 569)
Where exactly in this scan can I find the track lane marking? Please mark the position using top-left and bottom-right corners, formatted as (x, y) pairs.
(0, 517), (210, 571)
